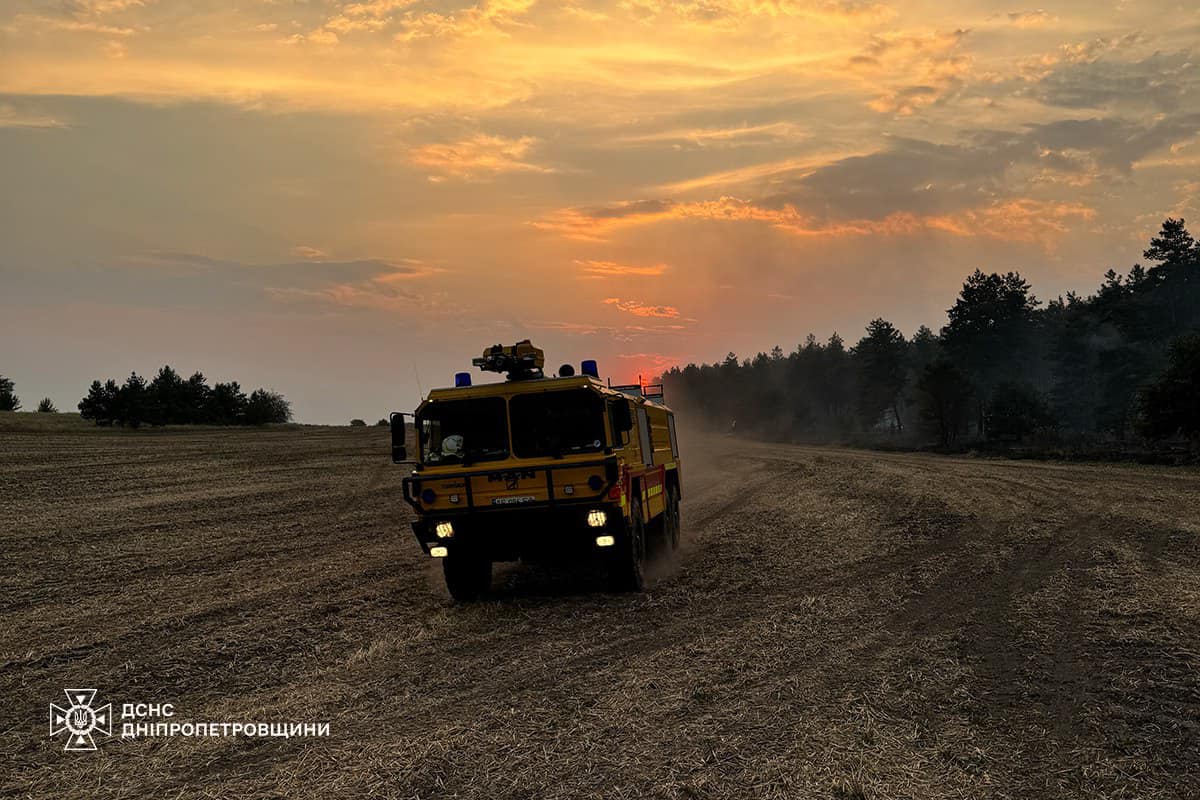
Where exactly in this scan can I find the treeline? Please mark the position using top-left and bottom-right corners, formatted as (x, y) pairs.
(662, 218), (1200, 448)
(78, 366), (292, 428)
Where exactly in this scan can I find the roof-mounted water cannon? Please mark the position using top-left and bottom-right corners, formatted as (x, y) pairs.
(472, 339), (545, 381)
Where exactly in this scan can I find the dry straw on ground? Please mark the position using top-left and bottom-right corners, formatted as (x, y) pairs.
(2, 414), (1198, 798)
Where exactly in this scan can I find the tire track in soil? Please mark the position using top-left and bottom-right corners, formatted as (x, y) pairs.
(5, 426), (1200, 799)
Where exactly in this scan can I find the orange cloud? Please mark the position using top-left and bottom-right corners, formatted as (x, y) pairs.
(296, 0), (421, 41)
(265, 283), (424, 312)
(284, 29), (340, 46)
(605, 297), (682, 318)
(575, 259), (670, 278)
(0, 103), (68, 128)
(617, 0), (894, 25)
(395, 0), (537, 41)
(957, 199), (1096, 244)
(535, 197), (787, 240)
(529, 320), (617, 335)
(1007, 10), (1054, 29)
(74, 0), (147, 13)
(536, 195), (1094, 246)
(291, 245), (328, 259)
(536, 196), (941, 239)
(620, 121), (808, 149)
(850, 29), (971, 115)
(650, 151), (871, 195)
(263, 257), (440, 311)
(409, 133), (552, 179)
(10, 14), (140, 37)
(339, 0), (415, 26)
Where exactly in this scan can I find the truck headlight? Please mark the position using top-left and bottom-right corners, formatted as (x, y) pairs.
(435, 521), (454, 538)
(587, 510), (607, 528)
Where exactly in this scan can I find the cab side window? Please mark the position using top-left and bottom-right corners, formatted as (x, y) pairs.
(609, 400), (631, 447)
(636, 407), (653, 466)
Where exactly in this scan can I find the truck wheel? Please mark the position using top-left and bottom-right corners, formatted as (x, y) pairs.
(665, 485), (681, 551)
(608, 498), (646, 592)
(443, 555), (491, 602)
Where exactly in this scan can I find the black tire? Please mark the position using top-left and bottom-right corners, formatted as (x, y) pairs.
(664, 485), (681, 551)
(443, 554), (491, 602)
(608, 498), (646, 592)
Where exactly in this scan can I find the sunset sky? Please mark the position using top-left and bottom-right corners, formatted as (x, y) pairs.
(2, 0), (1198, 422)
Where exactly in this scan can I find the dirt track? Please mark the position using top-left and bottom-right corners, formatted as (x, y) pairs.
(3, 420), (1200, 798)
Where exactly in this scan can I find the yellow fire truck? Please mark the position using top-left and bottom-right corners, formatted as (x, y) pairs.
(390, 341), (682, 601)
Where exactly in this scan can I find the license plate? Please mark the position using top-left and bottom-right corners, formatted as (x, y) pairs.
(491, 495), (536, 505)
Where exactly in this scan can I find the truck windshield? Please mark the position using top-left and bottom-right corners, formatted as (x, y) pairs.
(510, 389), (606, 458)
(418, 397), (508, 465)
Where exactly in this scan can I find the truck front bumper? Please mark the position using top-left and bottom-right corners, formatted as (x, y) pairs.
(411, 503), (623, 562)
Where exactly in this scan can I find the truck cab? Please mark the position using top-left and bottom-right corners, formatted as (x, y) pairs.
(391, 341), (682, 600)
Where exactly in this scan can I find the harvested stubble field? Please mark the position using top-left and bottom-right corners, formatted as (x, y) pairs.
(2, 413), (1200, 799)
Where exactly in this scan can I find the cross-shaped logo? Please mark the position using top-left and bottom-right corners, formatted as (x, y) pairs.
(50, 689), (112, 752)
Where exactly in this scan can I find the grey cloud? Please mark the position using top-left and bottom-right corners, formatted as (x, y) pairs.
(1031, 50), (1198, 111)
(144, 251), (231, 268)
(586, 199), (674, 220)
(0, 251), (432, 312)
(140, 252), (427, 286)
(1021, 115), (1200, 172)
(772, 138), (1007, 219)
(757, 112), (1200, 221)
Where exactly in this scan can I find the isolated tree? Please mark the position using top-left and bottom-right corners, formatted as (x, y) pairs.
(350, 418), (367, 427)
(1139, 334), (1200, 440)
(244, 389), (292, 425)
(0, 375), (20, 411)
(854, 318), (908, 432)
(916, 360), (973, 447)
(36, 397), (57, 413)
(1143, 218), (1196, 267)
(376, 418), (389, 426)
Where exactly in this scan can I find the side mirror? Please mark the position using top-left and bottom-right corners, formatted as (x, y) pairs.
(611, 399), (634, 434)
(390, 412), (409, 463)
